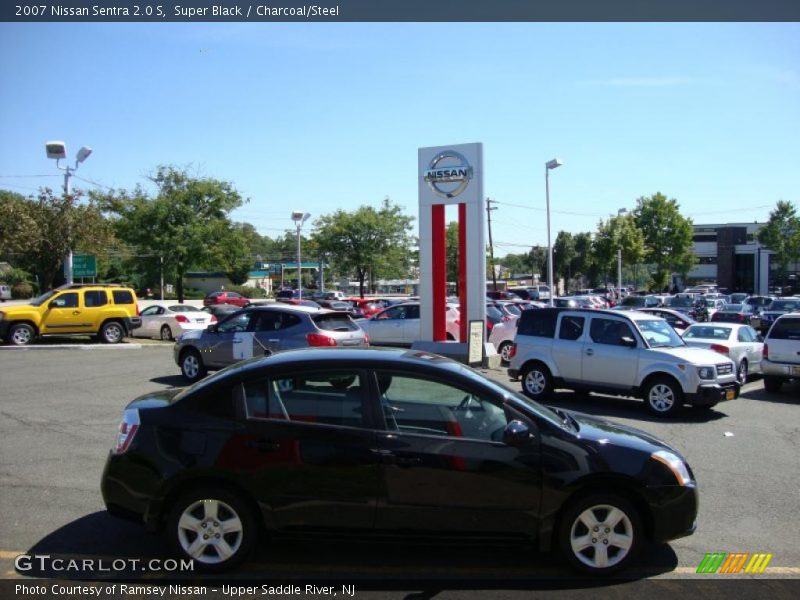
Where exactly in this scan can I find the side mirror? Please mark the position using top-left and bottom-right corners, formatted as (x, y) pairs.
(620, 336), (637, 348)
(503, 420), (535, 446)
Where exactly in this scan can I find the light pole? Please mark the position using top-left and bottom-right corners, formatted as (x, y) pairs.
(291, 211), (311, 299)
(45, 141), (92, 285)
(545, 159), (562, 305)
(616, 208), (627, 298)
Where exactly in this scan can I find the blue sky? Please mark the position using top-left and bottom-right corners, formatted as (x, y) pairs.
(1, 22), (798, 257)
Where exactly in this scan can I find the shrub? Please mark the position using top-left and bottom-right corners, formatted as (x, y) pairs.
(226, 285), (267, 299)
(11, 282), (34, 299)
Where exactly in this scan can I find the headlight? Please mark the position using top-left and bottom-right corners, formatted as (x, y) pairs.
(697, 366), (715, 380)
(651, 450), (693, 486)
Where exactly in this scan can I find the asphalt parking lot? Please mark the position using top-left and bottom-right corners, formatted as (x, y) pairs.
(0, 343), (798, 596)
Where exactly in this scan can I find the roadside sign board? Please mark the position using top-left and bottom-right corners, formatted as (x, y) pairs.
(468, 319), (485, 367)
(72, 254), (97, 278)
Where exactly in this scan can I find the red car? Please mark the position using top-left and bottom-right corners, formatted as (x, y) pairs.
(345, 297), (388, 318)
(202, 291), (249, 308)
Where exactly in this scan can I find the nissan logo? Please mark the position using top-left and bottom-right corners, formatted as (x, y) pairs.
(423, 150), (473, 199)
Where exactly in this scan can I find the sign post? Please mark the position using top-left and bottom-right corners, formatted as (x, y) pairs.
(70, 254), (97, 279)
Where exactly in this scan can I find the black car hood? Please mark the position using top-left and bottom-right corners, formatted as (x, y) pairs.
(567, 409), (678, 455)
(126, 388), (183, 410)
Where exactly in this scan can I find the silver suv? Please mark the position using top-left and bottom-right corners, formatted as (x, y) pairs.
(508, 308), (740, 416)
(174, 305), (368, 382)
(761, 312), (800, 393)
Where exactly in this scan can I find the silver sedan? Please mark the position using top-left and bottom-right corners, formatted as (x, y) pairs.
(681, 323), (764, 384)
(132, 304), (215, 341)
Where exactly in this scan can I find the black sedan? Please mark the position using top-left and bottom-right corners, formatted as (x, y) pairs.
(102, 348), (697, 575)
(711, 303), (757, 326)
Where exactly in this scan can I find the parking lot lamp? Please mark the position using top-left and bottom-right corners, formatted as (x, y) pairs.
(291, 211), (311, 299)
(617, 208), (627, 298)
(45, 141), (92, 285)
(545, 159), (562, 305)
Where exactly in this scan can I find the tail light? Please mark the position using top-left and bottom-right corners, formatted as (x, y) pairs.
(763, 344), (769, 360)
(210, 315), (218, 323)
(136, 304), (140, 316)
(306, 333), (337, 347)
(737, 314), (745, 322)
(486, 319), (494, 332)
(508, 343), (517, 359)
(710, 344), (730, 355)
(363, 333), (370, 346)
(112, 409), (140, 455)
(174, 315), (189, 323)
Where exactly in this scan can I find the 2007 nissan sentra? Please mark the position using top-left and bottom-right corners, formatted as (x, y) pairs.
(103, 347), (698, 575)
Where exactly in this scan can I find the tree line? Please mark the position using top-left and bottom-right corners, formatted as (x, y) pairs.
(1, 166), (797, 299)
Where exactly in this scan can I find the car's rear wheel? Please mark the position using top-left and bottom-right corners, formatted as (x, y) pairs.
(558, 493), (641, 575)
(100, 321), (125, 344)
(763, 375), (783, 393)
(498, 341), (513, 365)
(644, 376), (683, 417)
(180, 349), (207, 383)
(736, 359), (748, 385)
(167, 487), (256, 572)
(8, 323), (35, 346)
(160, 325), (173, 341)
(520, 362), (553, 400)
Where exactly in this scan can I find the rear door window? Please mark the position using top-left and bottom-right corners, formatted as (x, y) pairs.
(558, 316), (585, 341)
(83, 290), (108, 307)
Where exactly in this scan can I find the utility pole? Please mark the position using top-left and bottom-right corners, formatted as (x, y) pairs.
(486, 198), (498, 291)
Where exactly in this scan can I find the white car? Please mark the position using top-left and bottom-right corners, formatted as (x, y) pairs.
(132, 304), (216, 341)
(704, 298), (728, 320)
(761, 313), (800, 393)
(488, 318), (517, 364)
(681, 323), (763, 384)
(359, 302), (461, 345)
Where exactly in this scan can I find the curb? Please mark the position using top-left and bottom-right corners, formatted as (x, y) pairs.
(0, 344), (146, 350)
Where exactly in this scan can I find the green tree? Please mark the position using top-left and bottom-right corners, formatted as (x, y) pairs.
(633, 193), (694, 291)
(1, 188), (115, 290)
(757, 200), (800, 292)
(570, 232), (596, 286)
(96, 166), (246, 302)
(313, 199), (414, 298)
(553, 231), (577, 282)
(593, 214), (646, 285)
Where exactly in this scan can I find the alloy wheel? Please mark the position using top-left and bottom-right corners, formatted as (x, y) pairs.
(177, 499), (244, 565)
(569, 504), (634, 570)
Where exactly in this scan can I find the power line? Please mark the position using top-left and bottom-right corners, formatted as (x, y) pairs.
(0, 174), (60, 178)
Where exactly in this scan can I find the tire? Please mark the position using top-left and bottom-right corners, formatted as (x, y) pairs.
(100, 321), (125, 344)
(160, 325), (173, 341)
(763, 376), (783, 393)
(643, 376), (683, 417)
(520, 362), (553, 400)
(736, 360), (748, 385)
(7, 323), (35, 346)
(166, 486), (256, 572)
(180, 349), (207, 383)
(558, 493), (642, 575)
(498, 342), (513, 365)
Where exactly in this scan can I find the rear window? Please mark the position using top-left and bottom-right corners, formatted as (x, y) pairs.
(313, 313), (359, 332)
(769, 317), (800, 340)
(112, 290), (134, 304)
(517, 309), (558, 338)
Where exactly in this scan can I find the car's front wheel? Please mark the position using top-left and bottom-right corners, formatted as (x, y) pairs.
(167, 487), (256, 572)
(180, 349), (207, 383)
(644, 376), (683, 417)
(520, 362), (553, 400)
(558, 493), (642, 575)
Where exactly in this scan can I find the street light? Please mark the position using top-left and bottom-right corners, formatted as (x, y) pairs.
(46, 140), (92, 285)
(616, 208), (627, 298)
(545, 158), (562, 305)
(291, 211), (311, 299)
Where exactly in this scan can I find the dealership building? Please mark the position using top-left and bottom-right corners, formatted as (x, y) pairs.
(686, 222), (798, 294)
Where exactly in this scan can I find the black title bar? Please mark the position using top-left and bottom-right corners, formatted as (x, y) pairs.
(3, 0), (800, 22)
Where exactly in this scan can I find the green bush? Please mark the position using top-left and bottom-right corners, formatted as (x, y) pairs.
(11, 282), (34, 299)
(226, 285), (267, 299)
(182, 287), (206, 299)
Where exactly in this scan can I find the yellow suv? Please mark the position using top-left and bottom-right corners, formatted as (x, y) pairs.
(0, 284), (142, 346)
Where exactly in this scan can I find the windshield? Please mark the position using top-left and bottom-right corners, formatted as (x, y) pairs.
(637, 319), (685, 348)
(29, 290), (58, 307)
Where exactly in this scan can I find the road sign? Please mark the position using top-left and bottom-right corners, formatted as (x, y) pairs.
(72, 254), (97, 278)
